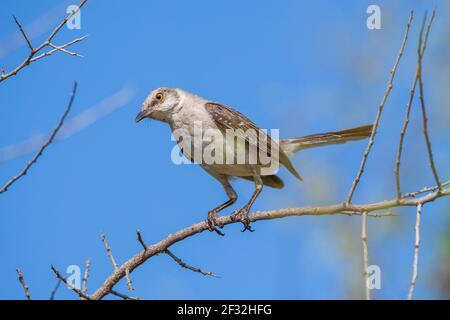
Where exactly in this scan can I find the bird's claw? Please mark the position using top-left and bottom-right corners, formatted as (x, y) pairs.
(207, 210), (225, 236)
(231, 207), (255, 232)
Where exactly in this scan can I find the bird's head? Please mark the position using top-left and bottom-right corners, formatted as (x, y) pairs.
(135, 87), (180, 123)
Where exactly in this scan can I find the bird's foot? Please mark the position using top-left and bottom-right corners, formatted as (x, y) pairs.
(207, 210), (225, 236)
(231, 207), (254, 232)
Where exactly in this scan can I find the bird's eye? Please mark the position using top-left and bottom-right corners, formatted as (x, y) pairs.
(155, 92), (165, 102)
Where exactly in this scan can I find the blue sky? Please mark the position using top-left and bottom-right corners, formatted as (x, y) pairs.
(0, 0), (449, 299)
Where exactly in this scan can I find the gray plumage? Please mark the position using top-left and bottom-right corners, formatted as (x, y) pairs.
(136, 87), (373, 233)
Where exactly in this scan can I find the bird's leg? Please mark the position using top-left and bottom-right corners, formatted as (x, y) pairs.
(207, 175), (237, 236)
(231, 168), (263, 232)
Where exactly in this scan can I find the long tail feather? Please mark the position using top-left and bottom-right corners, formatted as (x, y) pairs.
(280, 124), (373, 157)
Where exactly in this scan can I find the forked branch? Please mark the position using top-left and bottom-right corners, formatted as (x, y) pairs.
(0, 0), (88, 83)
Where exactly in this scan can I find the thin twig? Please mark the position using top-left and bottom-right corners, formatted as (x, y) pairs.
(0, 0), (88, 83)
(49, 280), (61, 300)
(136, 230), (147, 250)
(346, 11), (414, 204)
(361, 212), (370, 300)
(125, 269), (134, 291)
(403, 180), (450, 198)
(395, 68), (419, 199)
(45, 1), (86, 43)
(49, 43), (84, 57)
(101, 234), (120, 270)
(12, 15), (33, 51)
(165, 249), (219, 278)
(50, 265), (91, 300)
(89, 184), (449, 300)
(110, 290), (140, 300)
(0, 82), (77, 194)
(407, 203), (422, 300)
(101, 234), (134, 291)
(81, 258), (91, 295)
(16, 268), (31, 300)
(417, 11), (441, 193)
(29, 36), (88, 62)
(395, 12), (435, 200)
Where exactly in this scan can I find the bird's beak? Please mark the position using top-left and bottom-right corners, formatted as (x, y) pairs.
(135, 110), (150, 123)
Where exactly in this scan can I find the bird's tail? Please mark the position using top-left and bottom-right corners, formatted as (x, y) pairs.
(280, 124), (373, 157)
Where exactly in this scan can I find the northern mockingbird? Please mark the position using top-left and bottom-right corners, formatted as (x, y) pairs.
(136, 87), (372, 234)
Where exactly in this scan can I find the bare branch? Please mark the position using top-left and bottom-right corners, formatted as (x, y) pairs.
(417, 11), (442, 193)
(136, 230), (147, 250)
(89, 184), (449, 300)
(110, 290), (139, 300)
(16, 268), (31, 300)
(101, 234), (120, 270)
(49, 280), (61, 300)
(165, 249), (219, 278)
(49, 43), (84, 58)
(44, 0), (87, 44)
(403, 180), (450, 198)
(125, 269), (134, 292)
(395, 70), (419, 199)
(346, 11), (414, 204)
(50, 265), (91, 300)
(0, 82), (77, 194)
(81, 258), (91, 295)
(395, 11), (436, 200)
(361, 212), (370, 300)
(29, 36), (88, 63)
(12, 15), (33, 51)
(0, 0), (88, 83)
(101, 234), (134, 291)
(407, 203), (422, 300)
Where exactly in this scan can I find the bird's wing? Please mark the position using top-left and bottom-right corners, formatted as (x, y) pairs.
(204, 102), (302, 181)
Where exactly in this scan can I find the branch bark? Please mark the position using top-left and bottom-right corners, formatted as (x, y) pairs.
(87, 184), (449, 300)
(81, 258), (91, 295)
(361, 212), (370, 300)
(16, 268), (31, 300)
(407, 203), (422, 300)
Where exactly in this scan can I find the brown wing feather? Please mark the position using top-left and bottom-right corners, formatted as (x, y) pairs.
(204, 102), (302, 181)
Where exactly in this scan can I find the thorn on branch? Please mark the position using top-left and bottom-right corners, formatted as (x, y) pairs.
(16, 268), (31, 300)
